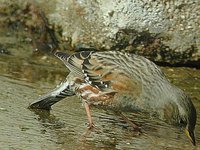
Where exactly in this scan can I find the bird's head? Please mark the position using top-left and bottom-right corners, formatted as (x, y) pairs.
(185, 124), (196, 146)
(179, 95), (196, 146)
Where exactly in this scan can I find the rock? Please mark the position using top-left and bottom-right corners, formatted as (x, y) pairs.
(47, 0), (200, 66)
(0, 0), (199, 66)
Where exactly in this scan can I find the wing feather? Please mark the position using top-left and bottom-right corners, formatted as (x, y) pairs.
(54, 51), (128, 91)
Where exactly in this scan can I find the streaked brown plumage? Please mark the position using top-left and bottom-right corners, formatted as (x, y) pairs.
(29, 50), (196, 145)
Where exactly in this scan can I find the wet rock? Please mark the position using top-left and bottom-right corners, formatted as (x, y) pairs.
(48, 0), (200, 66)
(0, 0), (200, 66)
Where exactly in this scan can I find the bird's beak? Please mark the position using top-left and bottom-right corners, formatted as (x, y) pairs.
(185, 128), (196, 146)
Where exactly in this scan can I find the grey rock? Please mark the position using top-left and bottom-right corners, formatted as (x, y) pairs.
(1, 0), (200, 65)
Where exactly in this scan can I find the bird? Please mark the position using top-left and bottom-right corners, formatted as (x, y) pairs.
(29, 50), (196, 145)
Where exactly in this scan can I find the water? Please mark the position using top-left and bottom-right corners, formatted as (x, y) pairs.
(0, 28), (200, 150)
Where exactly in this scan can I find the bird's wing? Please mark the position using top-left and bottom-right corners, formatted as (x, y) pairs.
(80, 52), (120, 90)
(55, 51), (93, 79)
(55, 51), (136, 92)
(54, 51), (120, 90)
(84, 51), (141, 93)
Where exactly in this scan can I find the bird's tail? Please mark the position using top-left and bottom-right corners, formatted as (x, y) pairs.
(28, 81), (75, 110)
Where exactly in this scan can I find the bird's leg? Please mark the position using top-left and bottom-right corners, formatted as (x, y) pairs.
(84, 102), (94, 129)
(118, 112), (142, 133)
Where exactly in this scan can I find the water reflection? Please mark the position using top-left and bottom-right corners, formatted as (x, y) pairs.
(30, 100), (200, 150)
(0, 54), (67, 84)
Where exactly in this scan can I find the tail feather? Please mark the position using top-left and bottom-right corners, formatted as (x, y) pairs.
(29, 81), (75, 110)
(28, 95), (62, 110)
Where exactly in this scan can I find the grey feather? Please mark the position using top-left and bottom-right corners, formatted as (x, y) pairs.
(29, 81), (74, 110)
